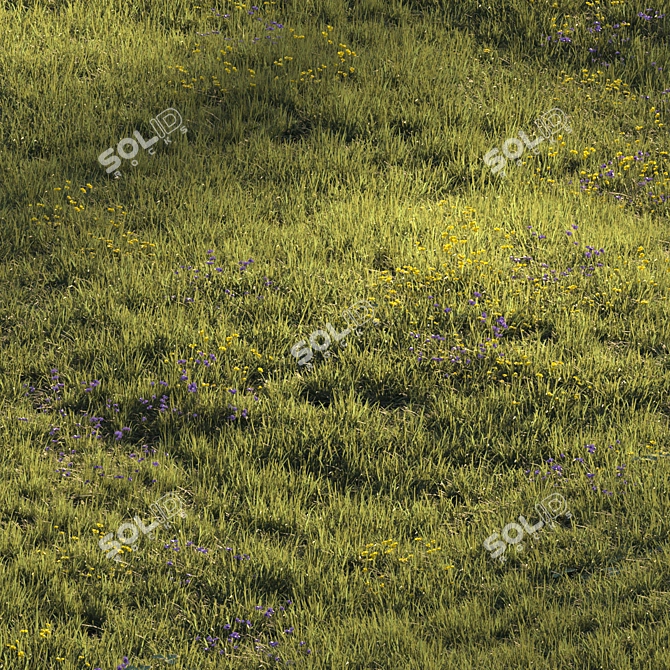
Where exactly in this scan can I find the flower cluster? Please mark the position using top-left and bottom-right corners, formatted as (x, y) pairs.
(409, 299), (509, 371)
(358, 537), (454, 593)
(192, 600), (311, 663)
(28, 182), (92, 229)
(577, 145), (669, 210)
(525, 442), (630, 496)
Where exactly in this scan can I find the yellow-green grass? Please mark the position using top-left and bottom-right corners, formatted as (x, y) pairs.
(1, 0), (669, 668)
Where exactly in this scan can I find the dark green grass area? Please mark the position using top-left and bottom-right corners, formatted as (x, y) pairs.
(1, 0), (670, 668)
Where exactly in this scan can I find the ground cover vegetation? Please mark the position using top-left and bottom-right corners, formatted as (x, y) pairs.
(0, 0), (669, 667)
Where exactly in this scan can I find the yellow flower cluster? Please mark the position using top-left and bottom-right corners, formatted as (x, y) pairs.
(28, 182), (93, 227)
(291, 26), (357, 83)
(358, 537), (453, 591)
(564, 69), (633, 102)
(273, 56), (293, 67)
(8, 623), (89, 665)
(575, 141), (669, 206)
(86, 228), (156, 258)
(367, 206), (504, 308)
(163, 331), (269, 389)
(5, 637), (26, 657)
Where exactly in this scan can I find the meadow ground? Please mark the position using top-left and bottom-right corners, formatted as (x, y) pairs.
(1, 0), (669, 668)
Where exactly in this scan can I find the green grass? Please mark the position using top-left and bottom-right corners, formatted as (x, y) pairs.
(1, 0), (670, 668)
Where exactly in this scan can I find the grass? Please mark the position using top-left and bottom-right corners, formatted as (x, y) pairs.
(1, 0), (669, 668)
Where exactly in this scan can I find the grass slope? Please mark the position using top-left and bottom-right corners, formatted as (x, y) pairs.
(0, 0), (669, 668)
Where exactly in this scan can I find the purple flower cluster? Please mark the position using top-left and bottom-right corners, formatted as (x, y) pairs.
(194, 600), (310, 663)
(581, 16), (632, 67)
(226, 405), (249, 422)
(83, 379), (100, 392)
(579, 151), (666, 206)
(546, 28), (574, 43)
(222, 546), (249, 560)
(579, 247), (605, 277)
(164, 538), (210, 560)
(584, 246), (604, 260)
(526, 224), (547, 241)
(171, 252), (274, 304)
(139, 393), (170, 414)
(89, 415), (104, 438)
(409, 294), (510, 370)
(525, 441), (628, 493)
(637, 8), (665, 20)
(492, 316), (509, 339)
(23, 368), (64, 412)
(202, 634), (221, 651)
(50, 423), (157, 482)
(55, 446), (76, 477)
(511, 234), (605, 282)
